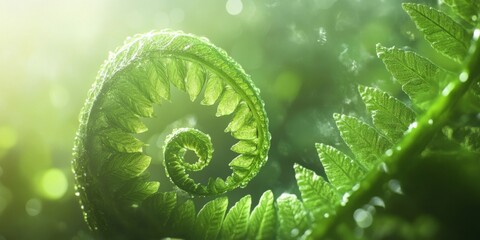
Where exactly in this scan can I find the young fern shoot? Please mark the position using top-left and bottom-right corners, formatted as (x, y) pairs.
(73, 30), (273, 239)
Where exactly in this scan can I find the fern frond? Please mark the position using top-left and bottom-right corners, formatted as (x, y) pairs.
(403, 3), (471, 62)
(219, 195), (251, 240)
(376, 44), (450, 109)
(358, 85), (416, 142)
(333, 113), (391, 169)
(169, 200), (196, 236)
(276, 193), (311, 240)
(294, 164), (339, 220)
(315, 143), (367, 193)
(193, 197), (228, 240)
(312, 2), (480, 238)
(247, 190), (276, 240)
(443, 0), (480, 25)
(72, 30), (271, 238)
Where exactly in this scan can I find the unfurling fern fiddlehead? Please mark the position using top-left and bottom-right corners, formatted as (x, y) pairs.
(72, 30), (272, 239)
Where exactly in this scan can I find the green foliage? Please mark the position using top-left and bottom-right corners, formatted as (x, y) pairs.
(247, 190), (276, 240)
(219, 195), (251, 240)
(194, 197), (228, 240)
(403, 3), (470, 62)
(73, 1), (480, 239)
(276, 193), (310, 240)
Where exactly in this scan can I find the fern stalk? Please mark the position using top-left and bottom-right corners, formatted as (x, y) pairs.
(313, 29), (480, 238)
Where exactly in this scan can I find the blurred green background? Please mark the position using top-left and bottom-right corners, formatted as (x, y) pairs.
(0, 0), (445, 239)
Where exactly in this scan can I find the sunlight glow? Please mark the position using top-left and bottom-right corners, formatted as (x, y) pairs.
(40, 168), (68, 200)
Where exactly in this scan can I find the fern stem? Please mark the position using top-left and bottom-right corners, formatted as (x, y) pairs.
(314, 29), (480, 238)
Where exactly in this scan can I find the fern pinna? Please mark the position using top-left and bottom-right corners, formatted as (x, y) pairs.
(73, 1), (480, 239)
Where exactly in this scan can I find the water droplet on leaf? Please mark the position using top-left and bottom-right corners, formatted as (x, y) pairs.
(353, 208), (373, 228)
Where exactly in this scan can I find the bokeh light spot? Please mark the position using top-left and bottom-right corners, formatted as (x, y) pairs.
(0, 126), (18, 150)
(25, 198), (42, 216)
(226, 0), (243, 15)
(273, 71), (302, 103)
(39, 168), (68, 200)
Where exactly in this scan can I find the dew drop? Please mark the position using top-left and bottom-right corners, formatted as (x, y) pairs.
(324, 213), (330, 218)
(396, 146), (402, 151)
(385, 149), (393, 157)
(341, 192), (351, 206)
(428, 119), (433, 125)
(75, 192), (80, 197)
(442, 83), (455, 96)
(472, 15), (478, 22)
(370, 196), (385, 208)
(388, 179), (403, 194)
(352, 183), (360, 191)
(459, 71), (469, 82)
(353, 209), (373, 228)
(290, 228), (300, 237)
(365, 204), (376, 214)
(226, 0), (243, 16)
(474, 28), (480, 41)
(407, 121), (418, 132)
(380, 162), (389, 173)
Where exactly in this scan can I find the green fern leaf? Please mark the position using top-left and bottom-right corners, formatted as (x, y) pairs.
(403, 3), (470, 62)
(247, 190), (276, 240)
(100, 152), (151, 182)
(294, 164), (339, 220)
(219, 195), (251, 240)
(376, 44), (449, 109)
(276, 193), (311, 240)
(102, 105), (148, 133)
(443, 0), (480, 25)
(201, 74), (224, 105)
(99, 128), (144, 153)
(169, 200), (196, 237)
(315, 143), (366, 193)
(114, 178), (159, 204)
(333, 113), (391, 169)
(194, 197), (228, 240)
(358, 85), (416, 142)
(216, 86), (241, 117)
(141, 191), (177, 226)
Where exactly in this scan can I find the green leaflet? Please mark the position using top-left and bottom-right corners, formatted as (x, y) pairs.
(219, 195), (251, 240)
(376, 44), (448, 110)
(194, 197), (228, 240)
(333, 113), (391, 169)
(114, 179), (159, 204)
(443, 0), (480, 25)
(276, 193), (311, 240)
(316, 143), (366, 193)
(358, 85), (416, 142)
(247, 190), (276, 240)
(294, 164), (339, 220)
(141, 192), (177, 227)
(403, 3), (470, 62)
(169, 200), (196, 237)
(100, 152), (151, 182)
